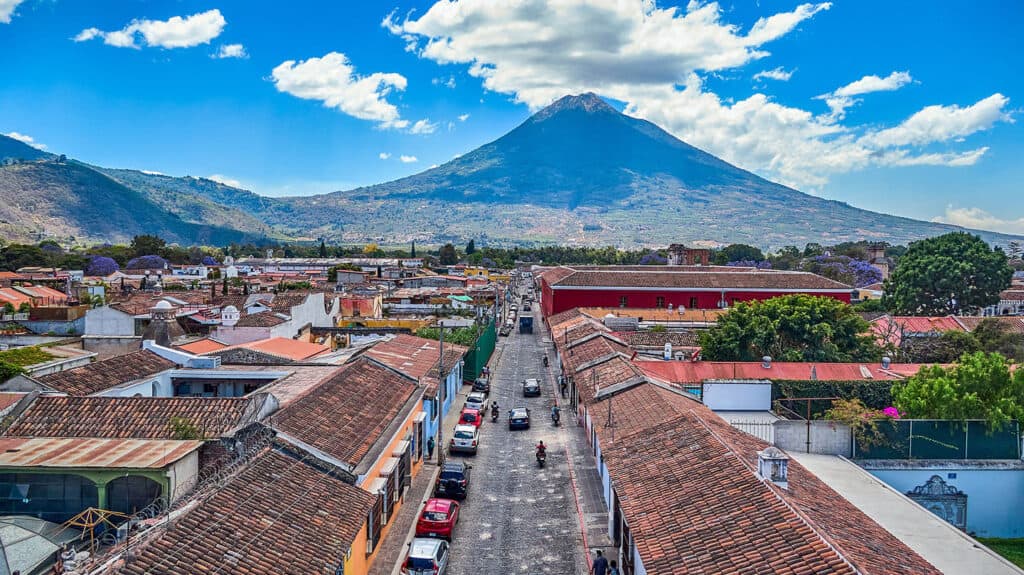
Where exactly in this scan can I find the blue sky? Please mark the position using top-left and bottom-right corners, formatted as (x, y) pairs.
(1, 0), (1021, 233)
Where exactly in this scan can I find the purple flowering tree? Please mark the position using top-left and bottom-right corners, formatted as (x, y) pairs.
(85, 256), (119, 276)
(201, 255), (219, 266)
(125, 255), (168, 270)
(726, 260), (773, 269)
(802, 255), (882, 287)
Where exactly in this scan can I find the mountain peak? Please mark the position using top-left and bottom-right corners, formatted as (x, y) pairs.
(531, 92), (618, 121)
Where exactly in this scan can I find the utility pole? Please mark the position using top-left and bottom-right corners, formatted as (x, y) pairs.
(436, 322), (445, 466)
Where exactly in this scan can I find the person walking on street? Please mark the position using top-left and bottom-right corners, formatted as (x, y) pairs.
(609, 560), (620, 575)
(591, 550), (609, 575)
(426, 436), (435, 459)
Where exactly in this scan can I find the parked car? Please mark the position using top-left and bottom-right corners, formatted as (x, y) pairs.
(459, 407), (482, 428)
(415, 498), (461, 541)
(403, 537), (450, 575)
(450, 424), (479, 455)
(522, 303), (532, 312)
(465, 391), (488, 414)
(435, 461), (471, 499)
(472, 377), (490, 395)
(522, 378), (541, 397)
(508, 407), (531, 430)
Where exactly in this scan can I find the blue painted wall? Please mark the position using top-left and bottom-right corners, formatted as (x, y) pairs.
(868, 466), (1024, 537)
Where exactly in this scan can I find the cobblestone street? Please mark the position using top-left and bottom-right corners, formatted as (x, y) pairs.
(445, 307), (589, 575)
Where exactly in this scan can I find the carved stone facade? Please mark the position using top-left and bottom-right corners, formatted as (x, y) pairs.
(906, 475), (967, 531)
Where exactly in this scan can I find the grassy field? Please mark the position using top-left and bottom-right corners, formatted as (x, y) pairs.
(978, 538), (1024, 568)
(0, 346), (56, 367)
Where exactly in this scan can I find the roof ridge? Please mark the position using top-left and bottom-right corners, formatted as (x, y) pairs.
(688, 408), (864, 575)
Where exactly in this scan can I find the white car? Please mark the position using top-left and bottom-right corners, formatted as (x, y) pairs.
(464, 392), (488, 415)
(450, 424), (479, 455)
(404, 538), (450, 575)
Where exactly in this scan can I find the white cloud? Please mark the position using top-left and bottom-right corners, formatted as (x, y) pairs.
(410, 119), (439, 134)
(1, 0), (25, 24)
(213, 43), (247, 59)
(458, 113), (470, 122)
(207, 174), (244, 188)
(817, 71), (913, 120)
(75, 9), (226, 49)
(389, 1), (1011, 189)
(271, 52), (410, 129)
(753, 67), (793, 82)
(3, 131), (46, 150)
(432, 75), (457, 89)
(379, 152), (391, 160)
(861, 94), (1012, 148)
(932, 206), (1024, 234)
(140, 169), (167, 176)
(400, 155), (418, 163)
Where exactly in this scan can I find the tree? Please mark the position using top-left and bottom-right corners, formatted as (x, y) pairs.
(125, 255), (168, 270)
(698, 294), (880, 362)
(801, 255), (882, 288)
(0, 244), (52, 271)
(85, 256), (119, 276)
(712, 244), (764, 265)
(363, 243), (379, 255)
(411, 241), (416, 258)
(465, 239), (476, 255)
(769, 246), (802, 270)
(900, 330), (982, 363)
(972, 318), (1024, 362)
(892, 352), (1024, 430)
(130, 235), (166, 258)
(319, 240), (328, 258)
(17, 302), (31, 314)
(1007, 241), (1023, 260)
(0, 360), (24, 383)
(439, 243), (458, 265)
(883, 233), (1012, 315)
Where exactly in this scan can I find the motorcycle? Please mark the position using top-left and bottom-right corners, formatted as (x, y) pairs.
(536, 450), (547, 468)
(551, 408), (561, 426)
(543, 355), (549, 367)
(491, 409), (500, 423)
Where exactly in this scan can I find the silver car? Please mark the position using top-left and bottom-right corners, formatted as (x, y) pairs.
(449, 424), (479, 455)
(404, 537), (450, 575)
(464, 391), (488, 415)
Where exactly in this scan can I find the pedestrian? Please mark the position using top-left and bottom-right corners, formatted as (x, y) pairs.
(591, 549), (609, 575)
(609, 560), (620, 575)
(559, 376), (567, 398)
(426, 436), (435, 459)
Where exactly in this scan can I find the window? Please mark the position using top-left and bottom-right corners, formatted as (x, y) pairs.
(656, 297), (665, 308)
(688, 297), (698, 309)
(619, 296), (628, 308)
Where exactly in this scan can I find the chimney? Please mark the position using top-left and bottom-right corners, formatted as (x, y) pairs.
(762, 355), (772, 369)
(757, 446), (790, 489)
(881, 356), (891, 369)
(663, 342), (673, 361)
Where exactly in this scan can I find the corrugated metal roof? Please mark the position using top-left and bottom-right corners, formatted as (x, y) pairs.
(0, 438), (202, 468)
(635, 360), (928, 383)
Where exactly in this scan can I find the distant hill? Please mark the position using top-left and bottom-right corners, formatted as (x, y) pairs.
(2, 99), (1021, 248)
(0, 154), (264, 245)
(0, 134), (53, 163)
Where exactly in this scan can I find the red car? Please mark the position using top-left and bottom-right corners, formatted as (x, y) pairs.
(459, 407), (482, 428)
(415, 498), (460, 540)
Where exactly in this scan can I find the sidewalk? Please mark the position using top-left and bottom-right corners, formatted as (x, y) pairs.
(368, 377), (475, 575)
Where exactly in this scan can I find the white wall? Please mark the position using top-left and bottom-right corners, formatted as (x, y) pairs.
(702, 381), (772, 411)
(167, 450), (200, 503)
(867, 465), (1024, 537)
(84, 306), (135, 336)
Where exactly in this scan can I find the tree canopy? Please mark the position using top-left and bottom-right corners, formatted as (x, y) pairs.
(130, 234), (167, 258)
(892, 351), (1024, 430)
(439, 243), (459, 265)
(698, 294), (880, 362)
(713, 244), (765, 265)
(883, 232), (1012, 315)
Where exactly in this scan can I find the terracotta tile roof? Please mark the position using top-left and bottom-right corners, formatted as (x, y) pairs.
(273, 357), (419, 468)
(121, 448), (374, 575)
(224, 337), (330, 361)
(870, 315), (967, 347)
(581, 307), (727, 323)
(35, 350), (177, 396)
(546, 308), (585, 327)
(233, 311), (289, 327)
(600, 398), (939, 575)
(861, 282), (885, 292)
(562, 334), (633, 375)
(4, 395), (262, 439)
(1000, 289), (1024, 300)
(617, 330), (699, 348)
(955, 316), (1024, 334)
(268, 293), (308, 312)
(0, 392), (26, 412)
(545, 265), (852, 290)
(177, 338), (228, 354)
(634, 360), (926, 384)
(364, 334), (467, 395)
(574, 354), (643, 405)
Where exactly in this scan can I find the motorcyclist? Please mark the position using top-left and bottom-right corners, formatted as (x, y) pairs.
(491, 401), (500, 421)
(551, 405), (561, 423)
(536, 440), (547, 458)
(543, 354), (549, 367)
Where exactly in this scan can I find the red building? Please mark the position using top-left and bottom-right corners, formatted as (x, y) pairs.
(538, 265), (852, 316)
